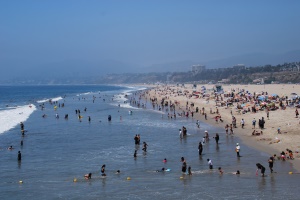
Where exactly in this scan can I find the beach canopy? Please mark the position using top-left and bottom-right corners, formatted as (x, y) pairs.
(257, 96), (265, 101)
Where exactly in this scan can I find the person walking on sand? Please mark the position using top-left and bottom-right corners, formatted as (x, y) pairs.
(225, 124), (229, 135)
(295, 108), (299, 118)
(241, 119), (245, 129)
(252, 118), (256, 129)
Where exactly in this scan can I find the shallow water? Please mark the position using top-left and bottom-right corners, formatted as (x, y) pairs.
(0, 85), (298, 199)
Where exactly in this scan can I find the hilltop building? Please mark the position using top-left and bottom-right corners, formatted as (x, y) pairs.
(232, 64), (245, 70)
(191, 65), (206, 75)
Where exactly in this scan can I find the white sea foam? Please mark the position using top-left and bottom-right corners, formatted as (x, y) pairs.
(76, 92), (93, 96)
(36, 96), (63, 103)
(0, 104), (37, 134)
(110, 102), (138, 109)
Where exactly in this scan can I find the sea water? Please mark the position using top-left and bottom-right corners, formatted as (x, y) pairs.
(0, 85), (299, 200)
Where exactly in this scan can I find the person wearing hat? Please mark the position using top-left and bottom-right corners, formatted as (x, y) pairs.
(236, 143), (241, 157)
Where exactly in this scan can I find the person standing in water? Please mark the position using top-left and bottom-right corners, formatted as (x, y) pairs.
(179, 129), (183, 139)
(142, 142), (148, 152)
(101, 165), (106, 176)
(18, 151), (22, 161)
(134, 150), (137, 158)
(268, 157), (274, 173)
(256, 163), (266, 177)
(214, 133), (219, 144)
(188, 166), (192, 175)
(198, 142), (203, 155)
(20, 122), (24, 131)
(134, 135), (139, 145)
(236, 143), (241, 157)
(207, 158), (213, 169)
(137, 134), (141, 145)
(182, 161), (187, 173)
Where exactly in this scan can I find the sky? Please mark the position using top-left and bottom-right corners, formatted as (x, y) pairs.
(1, 0), (300, 79)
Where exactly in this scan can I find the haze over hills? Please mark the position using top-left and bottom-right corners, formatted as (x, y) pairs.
(1, 50), (299, 82)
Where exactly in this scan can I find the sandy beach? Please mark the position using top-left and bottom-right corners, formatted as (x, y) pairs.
(143, 83), (300, 172)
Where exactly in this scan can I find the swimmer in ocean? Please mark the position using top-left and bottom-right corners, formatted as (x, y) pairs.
(156, 168), (166, 172)
(101, 165), (106, 176)
(84, 173), (92, 179)
(7, 145), (14, 150)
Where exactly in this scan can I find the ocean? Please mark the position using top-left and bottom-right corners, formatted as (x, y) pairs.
(0, 85), (299, 200)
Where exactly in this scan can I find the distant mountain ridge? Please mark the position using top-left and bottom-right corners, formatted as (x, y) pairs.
(143, 50), (300, 72)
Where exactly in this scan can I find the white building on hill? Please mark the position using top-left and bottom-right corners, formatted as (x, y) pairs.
(191, 65), (206, 74)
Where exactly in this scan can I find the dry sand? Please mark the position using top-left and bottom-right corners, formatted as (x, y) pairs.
(143, 83), (300, 172)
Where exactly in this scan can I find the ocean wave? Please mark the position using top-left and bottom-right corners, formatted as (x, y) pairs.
(36, 96), (63, 103)
(76, 92), (94, 96)
(110, 102), (138, 110)
(0, 104), (37, 134)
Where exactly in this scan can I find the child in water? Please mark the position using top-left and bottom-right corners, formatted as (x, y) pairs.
(218, 167), (223, 175)
(188, 166), (192, 175)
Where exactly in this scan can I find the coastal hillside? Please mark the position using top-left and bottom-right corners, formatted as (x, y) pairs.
(2, 61), (300, 85)
(98, 61), (300, 84)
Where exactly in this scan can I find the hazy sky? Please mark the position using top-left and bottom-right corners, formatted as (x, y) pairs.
(1, 0), (300, 78)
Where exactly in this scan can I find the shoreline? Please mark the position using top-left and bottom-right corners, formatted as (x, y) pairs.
(138, 83), (300, 172)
